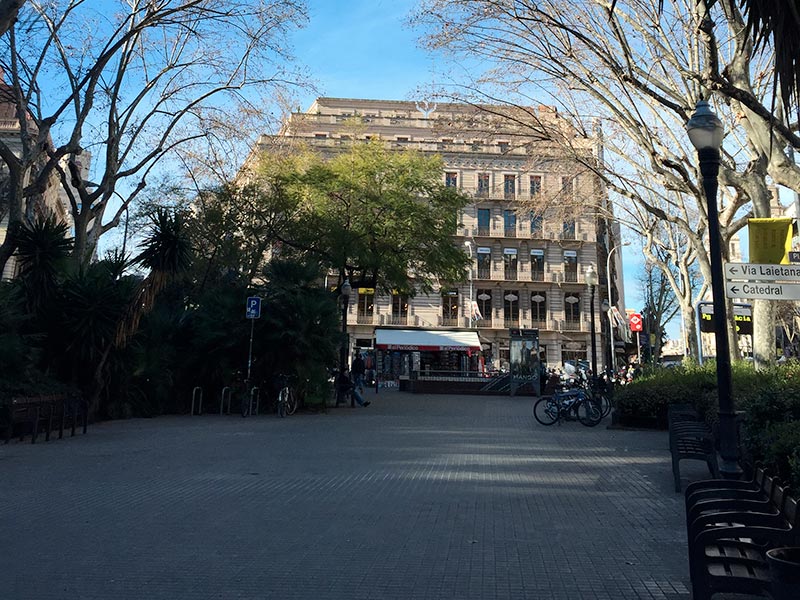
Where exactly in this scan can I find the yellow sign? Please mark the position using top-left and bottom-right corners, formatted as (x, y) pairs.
(358, 288), (375, 295)
(749, 218), (792, 264)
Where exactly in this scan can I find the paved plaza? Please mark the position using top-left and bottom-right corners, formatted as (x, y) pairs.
(1, 390), (755, 600)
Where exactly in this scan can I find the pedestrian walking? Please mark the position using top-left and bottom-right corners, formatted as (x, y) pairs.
(352, 353), (366, 393)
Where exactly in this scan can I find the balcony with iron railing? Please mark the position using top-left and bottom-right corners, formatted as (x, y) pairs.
(441, 317), (459, 327)
(530, 318), (548, 330)
(476, 226), (491, 237)
(504, 317), (519, 328)
(504, 268), (518, 280)
(387, 314), (408, 326)
(530, 269), (545, 282)
(504, 226), (518, 238)
(477, 317), (493, 328)
(563, 270), (579, 283)
(477, 268), (492, 280)
(562, 317), (582, 331)
(357, 312), (375, 325)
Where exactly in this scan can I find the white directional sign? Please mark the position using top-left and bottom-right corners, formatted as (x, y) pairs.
(726, 282), (800, 301)
(725, 262), (800, 283)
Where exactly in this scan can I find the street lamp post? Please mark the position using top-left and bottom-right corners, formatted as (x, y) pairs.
(606, 241), (631, 374)
(686, 99), (741, 479)
(337, 278), (352, 408)
(585, 265), (599, 379)
(465, 240), (474, 328)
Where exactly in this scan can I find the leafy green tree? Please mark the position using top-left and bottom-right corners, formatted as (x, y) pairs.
(254, 140), (470, 293)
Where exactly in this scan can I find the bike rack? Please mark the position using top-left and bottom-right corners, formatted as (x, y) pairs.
(191, 386), (203, 415)
(220, 387), (231, 415)
(250, 387), (260, 416)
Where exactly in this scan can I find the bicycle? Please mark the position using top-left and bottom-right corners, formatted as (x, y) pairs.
(533, 388), (601, 427)
(275, 374), (297, 418)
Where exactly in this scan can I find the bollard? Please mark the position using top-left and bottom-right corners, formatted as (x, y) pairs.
(220, 387), (231, 415)
(191, 386), (203, 415)
(250, 387), (260, 416)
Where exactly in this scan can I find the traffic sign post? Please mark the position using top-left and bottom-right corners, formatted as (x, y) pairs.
(246, 296), (261, 319)
(245, 297), (262, 382)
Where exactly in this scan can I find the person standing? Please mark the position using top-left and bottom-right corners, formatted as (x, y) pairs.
(351, 353), (366, 394)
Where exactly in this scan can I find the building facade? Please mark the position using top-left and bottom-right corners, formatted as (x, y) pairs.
(0, 77), (74, 280)
(255, 98), (625, 373)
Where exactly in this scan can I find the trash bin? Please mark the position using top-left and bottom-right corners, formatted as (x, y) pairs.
(767, 547), (800, 600)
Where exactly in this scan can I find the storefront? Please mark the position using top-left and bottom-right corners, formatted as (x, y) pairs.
(374, 328), (482, 383)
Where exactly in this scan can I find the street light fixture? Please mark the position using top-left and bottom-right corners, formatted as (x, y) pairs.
(606, 241), (631, 373)
(337, 278), (352, 408)
(585, 264), (599, 378)
(465, 240), (474, 328)
(686, 99), (741, 479)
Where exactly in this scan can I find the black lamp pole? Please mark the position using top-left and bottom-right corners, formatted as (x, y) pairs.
(687, 100), (741, 479)
(337, 279), (351, 407)
(586, 265), (599, 385)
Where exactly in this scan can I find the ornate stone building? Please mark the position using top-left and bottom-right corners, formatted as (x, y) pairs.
(254, 98), (626, 374)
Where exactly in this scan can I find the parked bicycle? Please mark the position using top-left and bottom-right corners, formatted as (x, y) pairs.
(274, 374), (298, 418)
(533, 388), (601, 426)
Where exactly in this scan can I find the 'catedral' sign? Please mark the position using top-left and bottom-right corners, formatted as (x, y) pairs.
(698, 302), (752, 335)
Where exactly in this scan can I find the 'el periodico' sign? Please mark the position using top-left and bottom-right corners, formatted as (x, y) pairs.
(698, 303), (752, 335)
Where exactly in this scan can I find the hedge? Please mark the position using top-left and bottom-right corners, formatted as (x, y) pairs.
(613, 360), (800, 490)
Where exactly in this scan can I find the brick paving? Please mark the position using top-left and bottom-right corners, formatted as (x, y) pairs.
(0, 390), (758, 599)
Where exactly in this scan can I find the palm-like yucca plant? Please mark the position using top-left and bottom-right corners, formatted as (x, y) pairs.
(115, 209), (192, 347)
(14, 215), (73, 315)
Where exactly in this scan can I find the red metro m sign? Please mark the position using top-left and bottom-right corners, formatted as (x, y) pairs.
(629, 313), (643, 332)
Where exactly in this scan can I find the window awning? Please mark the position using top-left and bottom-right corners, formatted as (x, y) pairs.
(374, 329), (481, 352)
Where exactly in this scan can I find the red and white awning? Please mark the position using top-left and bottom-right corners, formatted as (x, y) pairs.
(374, 328), (481, 352)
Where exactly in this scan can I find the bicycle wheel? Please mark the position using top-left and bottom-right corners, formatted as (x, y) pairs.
(285, 388), (298, 416)
(576, 398), (602, 427)
(278, 388), (287, 418)
(596, 393), (612, 419)
(240, 394), (250, 417)
(533, 397), (559, 425)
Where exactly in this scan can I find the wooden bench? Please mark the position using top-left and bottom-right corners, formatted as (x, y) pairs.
(687, 479), (799, 600)
(2, 394), (87, 444)
(669, 404), (719, 492)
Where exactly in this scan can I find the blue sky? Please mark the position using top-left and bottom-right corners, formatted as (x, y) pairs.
(290, 0), (658, 335)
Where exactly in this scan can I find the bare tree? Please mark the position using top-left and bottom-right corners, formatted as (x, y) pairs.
(412, 0), (796, 367)
(0, 0), (309, 272)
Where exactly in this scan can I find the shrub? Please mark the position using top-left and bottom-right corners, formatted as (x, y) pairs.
(614, 360), (800, 489)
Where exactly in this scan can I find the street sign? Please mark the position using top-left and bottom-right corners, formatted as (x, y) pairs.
(698, 302), (752, 335)
(790, 251), (800, 264)
(726, 282), (800, 301)
(629, 313), (642, 332)
(246, 296), (262, 319)
(725, 262), (800, 283)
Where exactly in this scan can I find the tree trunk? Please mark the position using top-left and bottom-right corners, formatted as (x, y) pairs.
(682, 304), (700, 362)
(752, 298), (775, 370)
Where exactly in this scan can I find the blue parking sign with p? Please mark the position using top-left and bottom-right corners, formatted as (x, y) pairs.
(246, 296), (261, 319)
